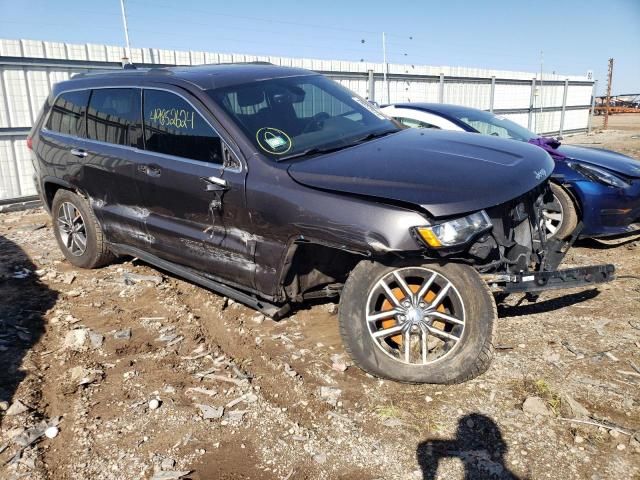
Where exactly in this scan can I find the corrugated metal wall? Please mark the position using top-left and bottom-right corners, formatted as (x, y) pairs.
(0, 38), (595, 202)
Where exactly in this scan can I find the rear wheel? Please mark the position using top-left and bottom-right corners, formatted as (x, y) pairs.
(338, 260), (496, 384)
(542, 183), (579, 239)
(51, 189), (114, 269)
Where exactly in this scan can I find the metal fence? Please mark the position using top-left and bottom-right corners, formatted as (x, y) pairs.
(0, 38), (595, 202)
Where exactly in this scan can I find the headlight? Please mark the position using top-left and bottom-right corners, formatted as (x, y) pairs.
(568, 162), (629, 188)
(415, 210), (492, 248)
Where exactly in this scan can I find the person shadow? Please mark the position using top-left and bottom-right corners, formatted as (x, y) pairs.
(416, 413), (523, 480)
(0, 233), (58, 427)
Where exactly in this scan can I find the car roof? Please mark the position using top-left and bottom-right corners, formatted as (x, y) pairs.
(391, 102), (482, 116)
(68, 63), (316, 90)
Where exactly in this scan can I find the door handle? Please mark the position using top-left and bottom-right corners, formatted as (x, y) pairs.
(202, 176), (229, 192)
(70, 148), (87, 158)
(138, 164), (162, 177)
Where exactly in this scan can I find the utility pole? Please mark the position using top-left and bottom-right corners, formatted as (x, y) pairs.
(382, 32), (389, 103)
(603, 58), (614, 130)
(119, 0), (132, 64)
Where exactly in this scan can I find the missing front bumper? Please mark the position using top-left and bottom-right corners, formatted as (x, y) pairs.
(483, 264), (616, 294)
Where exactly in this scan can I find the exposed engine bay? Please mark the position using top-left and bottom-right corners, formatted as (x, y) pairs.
(467, 182), (552, 274)
(466, 182), (615, 293)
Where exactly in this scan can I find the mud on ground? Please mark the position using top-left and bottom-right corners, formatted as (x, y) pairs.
(1, 115), (640, 479)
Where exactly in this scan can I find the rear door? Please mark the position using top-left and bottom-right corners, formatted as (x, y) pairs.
(39, 89), (91, 188)
(81, 87), (150, 247)
(40, 88), (149, 248)
(134, 86), (254, 288)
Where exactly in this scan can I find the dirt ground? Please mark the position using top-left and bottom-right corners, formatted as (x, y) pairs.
(1, 114), (640, 480)
(567, 113), (640, 158)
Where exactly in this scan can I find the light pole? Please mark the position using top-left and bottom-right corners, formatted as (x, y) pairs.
(119, 0), (132, 64)
(538, 50), (544, 133)
(382, 32), (389, 103)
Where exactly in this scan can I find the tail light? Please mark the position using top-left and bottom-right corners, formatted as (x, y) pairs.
(26, 136), (33, 150)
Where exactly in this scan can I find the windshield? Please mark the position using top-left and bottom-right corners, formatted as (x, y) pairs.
(449, 108), (537, 142)
(207, 75), (399, 160)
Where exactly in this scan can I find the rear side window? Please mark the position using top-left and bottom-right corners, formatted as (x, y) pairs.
(143, 90), (222, 164)
(46, 90), (89, 137)
(87, 88), (143, 148)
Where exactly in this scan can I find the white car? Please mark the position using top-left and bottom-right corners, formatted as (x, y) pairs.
(382, 104), (468, 132)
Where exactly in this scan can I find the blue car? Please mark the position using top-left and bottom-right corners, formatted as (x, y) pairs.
(382, 103), (640, 239)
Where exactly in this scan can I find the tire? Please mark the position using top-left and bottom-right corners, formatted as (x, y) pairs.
(543, 183), (579, 240)
(51, 189), (114, 269)
(338, 260), (497, 384)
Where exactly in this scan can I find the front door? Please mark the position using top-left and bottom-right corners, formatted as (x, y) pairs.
(134, 87), (254, 288)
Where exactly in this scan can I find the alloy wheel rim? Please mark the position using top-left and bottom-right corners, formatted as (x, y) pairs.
(366, 267), (466, 366)
(57, 202), (87, 256)
(542, 194), (564, 236)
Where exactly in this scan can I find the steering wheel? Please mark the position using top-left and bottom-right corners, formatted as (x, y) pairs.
(302, 112), (330, 134)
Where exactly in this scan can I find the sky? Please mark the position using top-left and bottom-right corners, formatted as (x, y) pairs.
(1, 0), (638, 95)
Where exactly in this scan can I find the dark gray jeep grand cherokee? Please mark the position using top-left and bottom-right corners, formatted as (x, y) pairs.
(29, 64), (614, 383)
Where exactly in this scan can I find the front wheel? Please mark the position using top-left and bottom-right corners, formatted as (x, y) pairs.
(338, 261), (497, 384)
(542, 183), (579, 240)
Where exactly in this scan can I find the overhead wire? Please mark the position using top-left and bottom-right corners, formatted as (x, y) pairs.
(1, 2), (575, 73)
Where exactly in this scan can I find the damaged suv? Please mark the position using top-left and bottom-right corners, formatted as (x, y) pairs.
(29, 64), (614, 383)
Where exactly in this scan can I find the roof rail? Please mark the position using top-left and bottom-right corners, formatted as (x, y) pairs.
(70, 68), (149, 79)
(69, 61), (277, 80)
(147, 67), (174, 75)
(205, 61), (274, 66)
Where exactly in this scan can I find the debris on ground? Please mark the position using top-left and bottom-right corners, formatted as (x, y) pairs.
(319, 386), (342, 407)
(5, 400), (29, 416)
(196, 404), (224, 420)
(113, 328), (132, 340)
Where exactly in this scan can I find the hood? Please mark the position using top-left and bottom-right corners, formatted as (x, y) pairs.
(556, 145), (640, 178)
(287, 129), (554, 218)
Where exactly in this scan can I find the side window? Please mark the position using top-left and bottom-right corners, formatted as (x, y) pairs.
(46, 90), (89, 137)
(87, 88), (143, 148)
(143, 90), (222, 164)
(396, 117), (441, 129)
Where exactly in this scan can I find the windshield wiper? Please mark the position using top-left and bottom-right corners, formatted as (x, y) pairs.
(278, 129), (399, 161)
(351, 129), (398, 144)
(278, 144), (353, 161)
